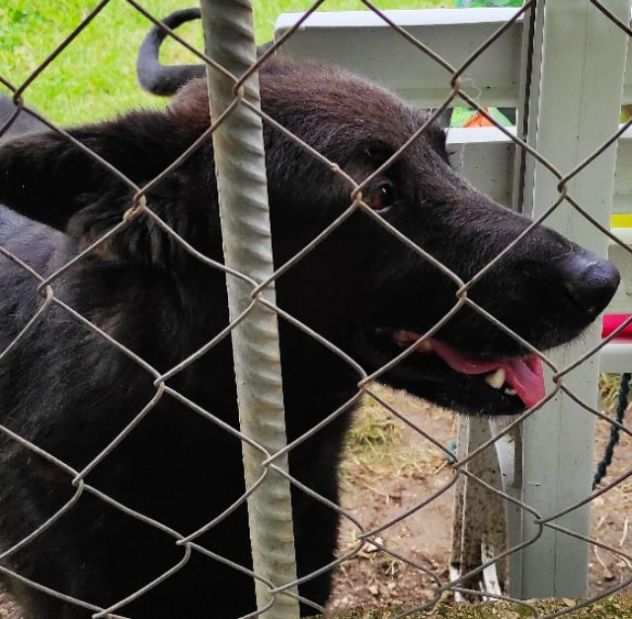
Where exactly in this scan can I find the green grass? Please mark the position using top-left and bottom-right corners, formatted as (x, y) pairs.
(0, 0), (449, 125)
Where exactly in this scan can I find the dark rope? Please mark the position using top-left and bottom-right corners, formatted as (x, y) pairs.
(593, 373), (631, 489)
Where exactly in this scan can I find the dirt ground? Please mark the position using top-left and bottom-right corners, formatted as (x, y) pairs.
(328, 382), (632, 615)
(325, 597), (632, 619)
(1, 382), (631, 618)
(330, 387), (458, 614)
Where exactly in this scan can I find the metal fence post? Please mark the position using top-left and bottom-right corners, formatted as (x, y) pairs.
(514, 0), (630, 599)
(199, 1), (300, 617)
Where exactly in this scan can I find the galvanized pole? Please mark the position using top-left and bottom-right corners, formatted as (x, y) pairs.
(199, 1), (300, 617)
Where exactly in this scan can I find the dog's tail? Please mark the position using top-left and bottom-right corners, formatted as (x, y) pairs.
(136, 8), (206, 96)
(137, 8), (274, 97)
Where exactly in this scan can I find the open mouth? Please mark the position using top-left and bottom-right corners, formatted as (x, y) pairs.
(392, 329), (545, 409)
(369, 328), (545, 413)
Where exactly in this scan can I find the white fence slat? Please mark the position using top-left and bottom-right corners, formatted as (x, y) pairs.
(276, 7), (632, 107)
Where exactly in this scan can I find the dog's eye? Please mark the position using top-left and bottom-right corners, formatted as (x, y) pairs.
(368, 182), (396, 213)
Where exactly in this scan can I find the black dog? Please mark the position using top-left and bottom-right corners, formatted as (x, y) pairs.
(0, 54), (619, 618)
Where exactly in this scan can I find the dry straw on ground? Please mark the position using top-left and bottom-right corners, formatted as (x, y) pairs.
(315, 596), (632, 618)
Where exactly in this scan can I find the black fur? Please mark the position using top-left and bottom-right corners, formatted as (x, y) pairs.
(0, 59), (619, 618)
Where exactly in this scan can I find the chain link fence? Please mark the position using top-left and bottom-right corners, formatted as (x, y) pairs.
(1, 1), (632, 618)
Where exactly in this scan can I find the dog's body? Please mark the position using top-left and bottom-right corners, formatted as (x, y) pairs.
(0, 58), (619, 618)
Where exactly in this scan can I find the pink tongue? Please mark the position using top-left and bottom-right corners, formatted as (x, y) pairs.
(429, 340), (545, 409)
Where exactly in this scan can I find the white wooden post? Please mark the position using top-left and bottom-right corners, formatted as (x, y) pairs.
(515, 0), (630, 598)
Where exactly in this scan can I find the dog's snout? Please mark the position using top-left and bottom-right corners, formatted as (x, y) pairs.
(557, 251), (620, 319)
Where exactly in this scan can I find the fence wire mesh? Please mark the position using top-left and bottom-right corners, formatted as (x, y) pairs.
(1, 1), (632, 618)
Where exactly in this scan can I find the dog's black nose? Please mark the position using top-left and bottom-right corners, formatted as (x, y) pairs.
(557, 251), (620, 319)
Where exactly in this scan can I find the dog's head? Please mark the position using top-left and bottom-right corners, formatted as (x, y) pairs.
(0, 59), (618, 416)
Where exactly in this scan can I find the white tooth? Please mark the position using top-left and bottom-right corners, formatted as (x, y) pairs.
(485, 368), (506, 389)
(417, 339), (433, 352)
(504, 388), (517, 396)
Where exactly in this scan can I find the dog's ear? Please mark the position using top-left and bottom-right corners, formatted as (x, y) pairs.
(0, 111), (197, 232)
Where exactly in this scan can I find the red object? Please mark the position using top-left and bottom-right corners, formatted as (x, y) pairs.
(603, 314), (632, 339)
(463, 109), (495, 128)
